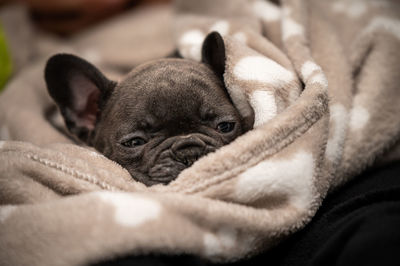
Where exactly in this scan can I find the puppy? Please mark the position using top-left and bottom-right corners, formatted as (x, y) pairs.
(45, 32), (252, 186)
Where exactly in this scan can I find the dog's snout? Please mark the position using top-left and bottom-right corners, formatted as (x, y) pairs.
(171, 136), (206, 166)
(171, 136), (205, 153)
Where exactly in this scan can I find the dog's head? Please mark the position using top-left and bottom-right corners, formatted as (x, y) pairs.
(45, 32), (252, 185)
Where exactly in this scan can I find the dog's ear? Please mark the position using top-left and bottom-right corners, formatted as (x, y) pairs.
(201, 31), (226, 81)
(202, 32), (254, 131)
(45, 53), (116, 144)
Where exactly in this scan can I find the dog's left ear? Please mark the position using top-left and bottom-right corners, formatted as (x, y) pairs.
(201, 31), (226, 81)
(202, 32), (254, 131)
(45, 53), (116, 144)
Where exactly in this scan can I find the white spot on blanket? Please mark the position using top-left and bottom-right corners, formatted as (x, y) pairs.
(310, 73), (328, 88)
(204, 233), (222, 256)
(218, 227), (237, 249)
(179, 30), (205, 61)
(250, 90), (277, 128)
(180, 30), (205, 46)
(0, 141), (4, 149)
(210, 20), (230, 36)
(226, 84), (254, 120)
(252, 0), (281, 22)
(0, 125), (10, 140)
(235, 151), (315, 210)
(363, 17), (400, 41)
(233, 32), (247, 44)
(325, 104), (349, 162)
(0, 205), (17, 223)
(189, 46), (202, 61)
(234, 56), (294, 85)
(332, 1), (367, 18)
(89, 150), (104, 158)
(97, 192), (161, 227)
(203, 227), (237, 256)
(301, 61), (322, 80)
(282, 7), (304, 41)
(301, 62), (328, 88)
(349, 105), (370, 131)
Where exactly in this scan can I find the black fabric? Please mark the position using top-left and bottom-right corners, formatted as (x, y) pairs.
(237, 161), (400, 266)
(92, 254), (206, 266)
(95, 161), (400, 266)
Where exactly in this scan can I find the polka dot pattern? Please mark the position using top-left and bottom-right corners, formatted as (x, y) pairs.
(332, 1), (367, 18)
(0, 206), (17, 223)
(249, 90), (277, 127)
(283, 18), (304, 40)
(2, 0), (399, 263)
(210, 20), (230, 36)
(233, 56), (295, 85)
(96, 192), (161, 227)
(179, 30), (206, 61)
(363, 16), (400, 41)
(349, 105), (370, 131)
(235, 151), (315, 210)
(252, 0), (281, 22)
(203, 227), (237, 257)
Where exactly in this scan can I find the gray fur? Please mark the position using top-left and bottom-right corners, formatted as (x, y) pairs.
(46, 55), (248, 186)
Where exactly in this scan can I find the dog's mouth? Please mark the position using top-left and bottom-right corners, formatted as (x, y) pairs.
(148, 152), (186, 182)
(146, 144), (216, 185)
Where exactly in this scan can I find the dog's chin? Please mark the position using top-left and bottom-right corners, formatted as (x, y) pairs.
(147, 158), (188, 185)
(144, 145), (217, 185)
(126, 159), (188, 186)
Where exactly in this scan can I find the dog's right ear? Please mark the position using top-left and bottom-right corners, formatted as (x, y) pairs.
(45, 53), (116, 144)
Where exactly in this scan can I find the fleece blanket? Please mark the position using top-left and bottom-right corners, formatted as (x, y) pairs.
(1, 0), (400, 265)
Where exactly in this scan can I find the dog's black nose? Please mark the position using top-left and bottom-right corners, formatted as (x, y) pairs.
(171, 136), (205, 152)
(171, 136), (206, 166)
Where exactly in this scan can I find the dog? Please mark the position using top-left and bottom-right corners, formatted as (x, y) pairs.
(45, 32), (252, 186)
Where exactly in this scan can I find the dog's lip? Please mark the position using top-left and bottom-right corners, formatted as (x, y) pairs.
(148, 160), (186, 177)
(147, 171), (182, 185)
(149, 177), (176, 185)
(130, 171), (176, 186)
(128, 171), (157, 186)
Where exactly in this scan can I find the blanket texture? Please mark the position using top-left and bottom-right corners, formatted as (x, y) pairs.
(1, 0), (400, 265)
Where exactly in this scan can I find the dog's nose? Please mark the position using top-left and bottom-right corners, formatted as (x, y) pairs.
(171, 136), (205, 152)
(171, 136), (206, 166)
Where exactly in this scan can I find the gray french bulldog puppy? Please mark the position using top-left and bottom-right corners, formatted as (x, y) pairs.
(45, 32), (252, 186)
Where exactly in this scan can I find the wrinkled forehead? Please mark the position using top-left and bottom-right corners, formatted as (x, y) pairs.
(121, 58), (221, 91)
(104, 58), (233, 122)
(113, 58), (229, 104)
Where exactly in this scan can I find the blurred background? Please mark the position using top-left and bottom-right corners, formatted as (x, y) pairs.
(0, 0), (176, 90)
(0, 0), (171, 35)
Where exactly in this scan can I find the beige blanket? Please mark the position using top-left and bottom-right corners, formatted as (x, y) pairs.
(1, 0), (400, 265)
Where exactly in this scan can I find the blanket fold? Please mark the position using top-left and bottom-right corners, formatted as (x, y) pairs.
(1, 0), (400, 265)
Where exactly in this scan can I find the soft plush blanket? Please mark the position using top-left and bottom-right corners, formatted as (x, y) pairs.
(1, 0), (400, 265)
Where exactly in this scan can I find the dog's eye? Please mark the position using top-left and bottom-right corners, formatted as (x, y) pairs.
(216, 122), (235, 133)
(122, 137), (147, 147)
